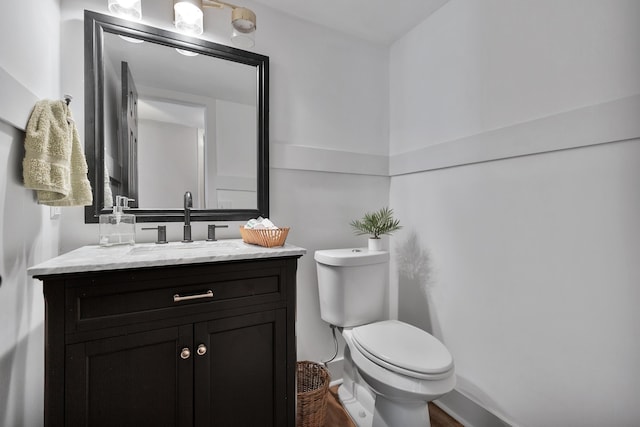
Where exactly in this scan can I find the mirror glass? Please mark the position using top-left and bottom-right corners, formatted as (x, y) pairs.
(84, 11), (269, 223)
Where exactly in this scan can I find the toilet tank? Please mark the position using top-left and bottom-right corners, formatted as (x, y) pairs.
(314, 248), (390, 328)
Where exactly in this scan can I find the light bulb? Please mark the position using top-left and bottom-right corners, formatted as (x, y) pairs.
(176, 48), (199, 57)
(231, 28), (255, 49)
(108, 0), (142, 20)
(174, 1), (204, 35)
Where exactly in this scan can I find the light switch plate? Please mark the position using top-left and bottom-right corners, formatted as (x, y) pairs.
(50, 206), (61, 220)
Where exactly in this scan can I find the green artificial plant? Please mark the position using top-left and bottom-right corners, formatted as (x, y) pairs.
(350, 207), (402, 239)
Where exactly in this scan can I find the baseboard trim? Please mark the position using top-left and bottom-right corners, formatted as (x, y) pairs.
(435, 388), (518, 427)
(329, 378), (344, 388)
(324, 356), (345, 386)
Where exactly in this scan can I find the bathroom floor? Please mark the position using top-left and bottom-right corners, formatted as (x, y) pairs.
(324, 385), (463, 427)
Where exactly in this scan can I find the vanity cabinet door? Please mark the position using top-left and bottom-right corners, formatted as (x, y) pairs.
(65, 324), (194, 427)
(194, 309), (288, 427)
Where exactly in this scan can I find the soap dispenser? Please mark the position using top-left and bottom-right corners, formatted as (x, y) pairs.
(99, 195), (136, 246)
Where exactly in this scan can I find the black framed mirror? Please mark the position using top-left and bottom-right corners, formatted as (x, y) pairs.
(84, 10), (269, 223)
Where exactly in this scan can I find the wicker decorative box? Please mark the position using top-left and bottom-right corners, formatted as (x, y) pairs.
(239, 226), (290, 248)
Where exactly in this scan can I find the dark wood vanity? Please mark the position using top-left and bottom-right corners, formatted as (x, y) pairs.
(32, 243), (304, 427)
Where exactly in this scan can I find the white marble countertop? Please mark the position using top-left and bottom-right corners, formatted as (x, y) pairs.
(28, 239), (307, 277)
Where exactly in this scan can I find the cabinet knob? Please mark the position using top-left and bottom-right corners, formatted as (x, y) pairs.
(197, 344), (207, 356)
(180, 347), (191, 359)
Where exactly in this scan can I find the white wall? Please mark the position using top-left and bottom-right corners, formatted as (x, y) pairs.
(389, 1), (640, 426)
(0, 1), (62, 425)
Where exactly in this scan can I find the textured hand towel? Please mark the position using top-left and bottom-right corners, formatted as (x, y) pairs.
(23, 100), (93, 206)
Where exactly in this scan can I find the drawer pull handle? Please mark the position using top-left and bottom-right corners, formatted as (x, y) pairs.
(173, 290), (214, 303)
(197, 344), (207, 356)
(180, 347), (191, 360)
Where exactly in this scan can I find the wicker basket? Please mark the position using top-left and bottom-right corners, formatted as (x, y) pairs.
(239, 226), (290, 248)
(296, 361), (330, 427)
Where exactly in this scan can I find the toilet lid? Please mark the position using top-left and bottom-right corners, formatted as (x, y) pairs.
(352, 320), (453, 376)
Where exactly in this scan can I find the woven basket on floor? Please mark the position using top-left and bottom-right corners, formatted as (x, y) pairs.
(296, 361), (330, 427)
(239, 226), (290, 247)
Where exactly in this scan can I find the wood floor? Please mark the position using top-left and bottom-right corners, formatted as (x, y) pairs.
(427, 402), (464, 427)
(324, 385), (463, 427)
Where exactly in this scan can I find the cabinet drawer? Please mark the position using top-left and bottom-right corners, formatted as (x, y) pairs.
(64, 260), (288, 333)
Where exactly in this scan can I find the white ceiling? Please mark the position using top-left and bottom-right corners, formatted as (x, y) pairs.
(250, 0), (450, 45)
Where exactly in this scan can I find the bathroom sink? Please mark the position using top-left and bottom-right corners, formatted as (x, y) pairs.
(127, 240), (245, 257)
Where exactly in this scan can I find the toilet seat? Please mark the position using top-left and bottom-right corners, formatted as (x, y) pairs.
(352, 320), (454, 380)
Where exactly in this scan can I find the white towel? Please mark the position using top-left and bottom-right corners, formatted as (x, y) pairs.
(23, 100), (93, 206)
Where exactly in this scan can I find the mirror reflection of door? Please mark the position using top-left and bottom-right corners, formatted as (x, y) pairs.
(121, 61), (139, 207)
(137, 99), (205, 208)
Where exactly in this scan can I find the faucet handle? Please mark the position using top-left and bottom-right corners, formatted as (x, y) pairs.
(182, 224), (192, 243)
(142, 225), (168, 244)
(206, 224), (229, 241)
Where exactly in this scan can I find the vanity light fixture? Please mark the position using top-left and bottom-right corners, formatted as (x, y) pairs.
(107, 0), (257, 48)
(108, 0), (142, 21)
(173, 0), (257, 48)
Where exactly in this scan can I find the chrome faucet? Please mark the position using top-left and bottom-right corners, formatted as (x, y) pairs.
(183, 191), (193, 242)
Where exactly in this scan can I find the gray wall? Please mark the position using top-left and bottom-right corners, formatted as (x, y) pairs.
(0, 1), (62, 425)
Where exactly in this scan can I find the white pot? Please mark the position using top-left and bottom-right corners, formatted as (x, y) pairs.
(368, 238), (382, 251)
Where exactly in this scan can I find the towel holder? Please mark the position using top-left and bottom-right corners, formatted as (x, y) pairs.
(63, 94), (73, 105)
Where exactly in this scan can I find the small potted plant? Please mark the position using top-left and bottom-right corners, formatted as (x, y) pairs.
(350, 207), (402, 251)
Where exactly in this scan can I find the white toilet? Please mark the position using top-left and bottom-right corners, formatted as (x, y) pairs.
(315, 248), (455, 427)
